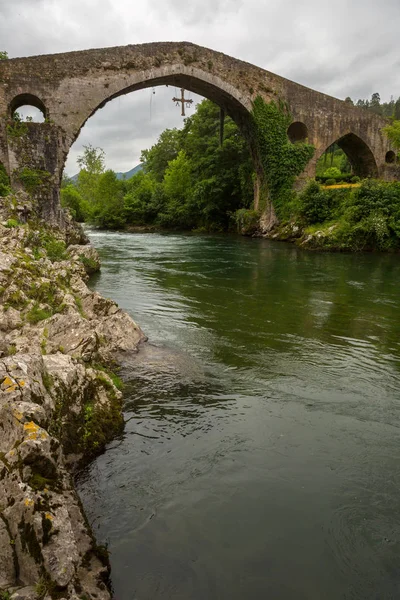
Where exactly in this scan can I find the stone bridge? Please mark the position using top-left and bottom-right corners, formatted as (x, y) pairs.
(0, 41), (396, 223)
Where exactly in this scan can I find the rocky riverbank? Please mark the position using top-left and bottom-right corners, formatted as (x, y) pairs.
(0, 196), (146, 599)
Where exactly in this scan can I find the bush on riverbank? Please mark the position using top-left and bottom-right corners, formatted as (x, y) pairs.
(292, 179), (400, 251)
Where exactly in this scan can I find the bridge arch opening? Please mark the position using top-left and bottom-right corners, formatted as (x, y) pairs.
(287, 121), (308, 144)
(317, 133), (378, 180)
(385, 150), (396, 164)
(62, 67), (265, 225)
(9, 93), (46, 122)
(63, 80), (256, 231)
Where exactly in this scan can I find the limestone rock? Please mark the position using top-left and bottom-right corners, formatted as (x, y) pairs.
(10, 587), (38, 600)
(0, 221), (147, 599)
(0, 306), (22, 331)
(39, 505), (79, 587)
(0, 517), (15, 588)
(68, 243), (101, 275)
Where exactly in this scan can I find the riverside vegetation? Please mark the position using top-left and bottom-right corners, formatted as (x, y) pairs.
(0, 190), (146, 599)
(61, 96), (400, 252)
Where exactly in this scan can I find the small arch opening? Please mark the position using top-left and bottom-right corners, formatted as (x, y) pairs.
(385, 150), (396, 164)
(9, 93), (47, 122)
(317, 133), (378, 180)
(287, 121), (308, 143)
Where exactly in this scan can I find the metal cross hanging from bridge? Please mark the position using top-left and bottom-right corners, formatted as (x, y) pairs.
(172, 88), (193, 116)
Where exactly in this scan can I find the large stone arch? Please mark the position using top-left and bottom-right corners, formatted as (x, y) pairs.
(65, 65), (252, 145)
(316, 132), (379, 178)
(60, 65), (253, 161)
(0, 41), (397, 222)
(58, 64), (266, 212)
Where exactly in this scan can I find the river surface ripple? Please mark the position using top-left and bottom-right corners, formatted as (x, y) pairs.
(76, 231), (400, 600)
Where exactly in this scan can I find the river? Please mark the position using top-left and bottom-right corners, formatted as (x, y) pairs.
(76, 231), (400, 600)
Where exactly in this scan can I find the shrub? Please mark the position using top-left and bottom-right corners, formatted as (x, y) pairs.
(325, 178), (336, 186)
(351, 176), (360, 183)
(44, 239), (67, 262)
(232, 208), (259, 235)
(297, 180), (333, 224)
(79, 255), (99, 273)
(16, 167), (51, 194)
(5, 218), (20, 228)
(60, 184), (87, 222)
(26, 304), (53, 324)
(323, 167), (341, 179)
(330, 180), (400, 250)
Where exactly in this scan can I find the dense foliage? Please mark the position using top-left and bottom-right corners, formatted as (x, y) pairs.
(293, 179), (400, 251)
(0, 162), (11, 196)
(315, 145), (354, 182)
(59, 94), (400, 252)
(251, 96), (315, 219)
(383, 121), (400, 151)
(62, 100), (254, 231)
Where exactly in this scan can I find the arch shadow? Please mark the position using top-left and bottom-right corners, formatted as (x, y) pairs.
(288, 121), (308, 143)
(385, 150), (396, 164)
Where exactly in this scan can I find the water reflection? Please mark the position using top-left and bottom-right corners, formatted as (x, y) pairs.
(78, 232), (400, 600)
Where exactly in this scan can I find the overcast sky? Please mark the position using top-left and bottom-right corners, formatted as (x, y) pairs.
(1, 0), (399, 175)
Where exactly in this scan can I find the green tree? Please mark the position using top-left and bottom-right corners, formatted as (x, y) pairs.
(73, 100), (255, 232)
(0, 51), (8, 60)
(394, 98), (400, 121)
(131, 99), (254, 231)
(160, 150), (194, 228)
(91, 170), (125, 229)
(180, 100), (253, 228)
(60, 184), (87, 221)
(124, 171), (161, 224)
(369, 93), (382, 115)
(77, 144), (105, 175)
(76, 145), (105, 210)
(383, 121), (400, 150)
(323, 166), (341, 179)
(141, 129), (181, 182)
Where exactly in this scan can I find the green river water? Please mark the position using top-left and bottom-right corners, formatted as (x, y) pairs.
(77, 231), (400, 599)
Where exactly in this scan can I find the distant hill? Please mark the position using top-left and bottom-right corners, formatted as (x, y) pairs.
(70, 163), (143, 182)
(115, 164), (143, 180)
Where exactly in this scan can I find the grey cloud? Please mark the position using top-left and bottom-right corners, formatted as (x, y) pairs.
(153, 0), (243, 26)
